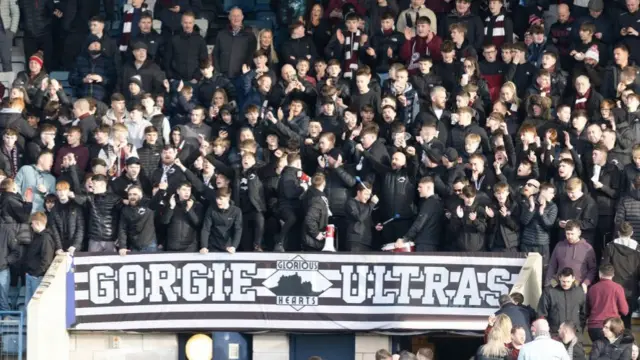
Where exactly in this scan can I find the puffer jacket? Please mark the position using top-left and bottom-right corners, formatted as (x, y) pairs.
(520, 199), (558, 246)
(47, 200), (85, 251)
(319, 165), (356, 217)
(68, 54), (116, 102)
(13, 70), (48, 100)
(590, 330), (634, 360)
(136, 141), (162, 178)
(614, 190), (640, 241)
(17, 0), (51, 37)
(603, 237), (640, 310)
(75, 192), (122, 242)
(537, 284), (586, 333)
(0, 192), (32, 245)
(162, 199), (204, 251)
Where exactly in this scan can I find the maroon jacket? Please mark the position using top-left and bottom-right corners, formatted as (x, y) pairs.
(586, 279), (629, 329)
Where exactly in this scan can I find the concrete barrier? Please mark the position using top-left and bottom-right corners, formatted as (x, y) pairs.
(27, 254), (70, 360)
(510, 253), (543, 309)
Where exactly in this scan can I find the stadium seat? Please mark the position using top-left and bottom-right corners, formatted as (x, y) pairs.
(223, 0), (254, 14)
(254, 0), (271, 12)
(245, 19), (272, 32)
(0, 72), (14, 89)
(110, 20), (122, 38)
(153, 19), (163, 34)
(50, 71), (71, 93)
(195, 18), (209, 39)
(11, 62), (24, 74)
(256, 11), (276, 29)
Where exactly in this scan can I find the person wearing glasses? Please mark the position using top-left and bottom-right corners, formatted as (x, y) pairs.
(520, 182), (557, 265)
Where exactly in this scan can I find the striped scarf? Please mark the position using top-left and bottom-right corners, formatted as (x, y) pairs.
(119, 4), (149, 52)
(343, 30), (361, 79)
(484, 14), (506, 48)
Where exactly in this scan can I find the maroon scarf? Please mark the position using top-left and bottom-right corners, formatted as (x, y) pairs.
(118, 3), (148, 52)
(574, 88), (591, 110)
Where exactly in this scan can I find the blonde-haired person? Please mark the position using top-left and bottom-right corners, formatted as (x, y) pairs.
(476, 320), (511, 360)
(257, 29), (279, 67)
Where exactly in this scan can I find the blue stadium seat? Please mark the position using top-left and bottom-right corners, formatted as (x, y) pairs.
(254, 0), (272, 12)
(245, 19), (272, 32)
(223, 0), (255, 13)
(256, 11), (276, 29)
(50, 71), (71, 93)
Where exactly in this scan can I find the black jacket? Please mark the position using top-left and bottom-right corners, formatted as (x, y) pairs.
(0, 109), (37, 148)
(520, 199), (558, 246)
(110, 174), (153, 199)
(585, 162), (620, 216)
(277, 166), (306, 210)
(615, 190), (640, 241)
(302, 187), (329, 250)
(318, 164), (356, 217)
(495, 303), (533, 342)
(197, 74), (237, 107)
(537, 284), (586, 333)
(448, 199), (487, 251)
(440, 10), (484, 50)
(486, 197), (521, 250)
(74, 192), (122, 242)
(236, 166), (267, 213)
(162, 199), (204, 251)
(213, 28), (257, 78)
(200, 202), (243, 251)
(150, 164), (188, 197)
(47, 200), (85, 251)
(136, 141), (162, 178)
(129, 30), (164, 62)
(602, 238), (640, 309)
(164, 31), (208, 81)
(18, 0), (52, 37)
(403, 194), (444, 247)
(0, 192), (32, 245)
(590, 330), (634, 360)
(379, 164), (418, 220)
(557, 194), (598, 244)
(344, 197), (375, 247)
(23, 229), (55, 277)
(281, 35), (318, 67)
(119, 60), (166, 96)
(117, 200), (156, 250)
(354, 139), (391, 186)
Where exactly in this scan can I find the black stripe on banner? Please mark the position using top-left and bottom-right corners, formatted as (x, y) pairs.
(74, 311), (486, 324)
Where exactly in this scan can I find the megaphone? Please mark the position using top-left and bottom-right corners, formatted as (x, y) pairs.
(322, 224), (336, 252)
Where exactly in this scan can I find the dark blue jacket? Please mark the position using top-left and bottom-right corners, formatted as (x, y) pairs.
(69, 54), (116, 102)
(496, 303), (533, 342)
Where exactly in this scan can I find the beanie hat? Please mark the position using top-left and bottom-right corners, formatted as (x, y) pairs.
(29, 51), (44, 68)
(585, 45), (600, 63)
(129, 75), (143, 89)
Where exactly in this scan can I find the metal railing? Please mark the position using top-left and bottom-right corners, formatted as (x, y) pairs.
(0, 311), (24, 360)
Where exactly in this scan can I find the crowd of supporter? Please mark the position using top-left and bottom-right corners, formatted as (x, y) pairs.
(4, 0), (640, 354)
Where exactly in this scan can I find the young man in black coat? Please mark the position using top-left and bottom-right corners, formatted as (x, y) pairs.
(274, 153), (309, 252)
(302, 173), (330, 251)
(345, 181), (379, 251)
(485, 182), (521, 252)
(200, 187), (242, 254)
(48, 180), (85, 255)
(396, 176), (444, 251)
(162, 182), (203, 252)
(116, 185), (158, 254)
(24, 212), (55, 313)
